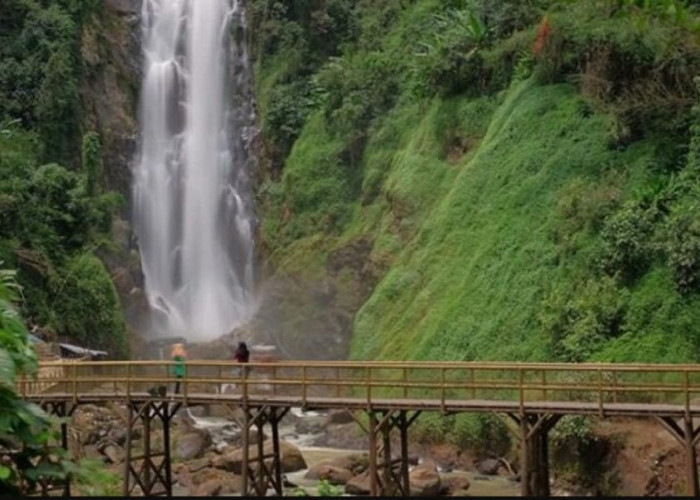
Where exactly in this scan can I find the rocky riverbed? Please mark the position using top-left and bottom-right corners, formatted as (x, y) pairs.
(68, 403), (523, 496)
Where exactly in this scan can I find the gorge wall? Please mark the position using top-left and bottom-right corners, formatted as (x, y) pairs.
(247, 0), (700, 364)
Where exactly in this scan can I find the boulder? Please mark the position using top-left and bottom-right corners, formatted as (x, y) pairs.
(191, 479), (222, 497)
(345, 471), (371, 495)
(213, 440), (306, 473)
(328, 454), (369, 475)
(176, 432), (209, 461)
(108, 428), (128, 446)
(477, 458), (501, 476)
(187, 457), (211, 473)
(177, 467), (192, 488)
(441, 475), (471, 495)
(409, 459), (441, 497)
(103, 444), (124, 464)
(190, 468), (242, 494)
(304, 464), (353, 485)
(294, 416), (327, 435)
(327, 409), (355, 425)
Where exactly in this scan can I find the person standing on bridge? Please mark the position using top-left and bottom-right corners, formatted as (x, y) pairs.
(234, 341), (250, 363)
(233, 341), (250, 381)
(171, 343), (187, 394)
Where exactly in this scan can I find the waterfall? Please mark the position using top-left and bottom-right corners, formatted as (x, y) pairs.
(132, 0), (256, 341)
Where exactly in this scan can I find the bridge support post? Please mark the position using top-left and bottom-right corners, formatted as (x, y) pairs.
(505, 413), (561, 497)
(39, 401), (77, 497)
(123, 400), (180, 497)
(359, 410), (421, 496)
(238, 405), (289, 496)
(656, 416), (700, 496)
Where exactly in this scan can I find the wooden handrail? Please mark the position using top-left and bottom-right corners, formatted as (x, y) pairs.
(18, 360), (700, 411)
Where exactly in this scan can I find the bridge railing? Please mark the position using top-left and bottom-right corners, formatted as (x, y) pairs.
(18, 361), (700, 411)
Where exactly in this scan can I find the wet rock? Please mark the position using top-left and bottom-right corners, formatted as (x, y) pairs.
(295, 417), (326, 435)
(304, 464), (353, 485)
(477, 458), (501, 476)
(176, 432), (210, 461)
(410, 459), (441, 497)
(212, 440), (306, 473)
(345, 471), (371, 495)
(327, 410), (355, 425)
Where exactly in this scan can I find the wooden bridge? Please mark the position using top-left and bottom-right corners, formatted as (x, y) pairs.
(19, 360), (700, 497)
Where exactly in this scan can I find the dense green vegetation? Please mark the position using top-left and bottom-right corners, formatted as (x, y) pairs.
(0, 266), (75, 494)
(0, 0), (127, 357)
(250, 0), (700, 439)
(0, 267), (120, 494)
(251, 0), (700, 361)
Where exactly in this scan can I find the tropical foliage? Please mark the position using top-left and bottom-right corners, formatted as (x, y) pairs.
(0, 267), (73, 494)
(0, 0), (128, 358)
(250, 0), (700, 445)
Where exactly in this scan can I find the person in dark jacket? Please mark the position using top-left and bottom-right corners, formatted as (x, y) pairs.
(233, 341), (250, 363)
(232, 341), (250, 381)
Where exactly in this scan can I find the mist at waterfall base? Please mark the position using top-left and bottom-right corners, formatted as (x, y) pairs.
(132, 0), (257, 343)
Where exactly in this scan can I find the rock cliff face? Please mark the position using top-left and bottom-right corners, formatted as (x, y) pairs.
(82, 0), (141, 198)
(81, 1), (148, 341)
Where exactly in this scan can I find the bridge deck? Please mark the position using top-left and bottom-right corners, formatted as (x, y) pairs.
(24, 391), (700, 417)
(19, 360), (700, 418)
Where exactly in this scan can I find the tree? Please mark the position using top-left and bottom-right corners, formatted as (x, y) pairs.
(0, 265), (76, 495)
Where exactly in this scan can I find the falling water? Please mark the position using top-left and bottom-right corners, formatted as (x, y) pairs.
(132, 0), (257, 341)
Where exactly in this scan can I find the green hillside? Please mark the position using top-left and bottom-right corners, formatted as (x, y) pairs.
(250, 0), (700, 364)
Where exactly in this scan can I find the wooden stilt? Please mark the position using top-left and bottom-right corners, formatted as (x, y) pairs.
(271, 408), (284, 496)
(399, 411), (410, 496)
(368, 411), (378, 496)
(505, 413), (561, 497)
(162, 404), (173, 497)
(124, 401), (180, 497)
(381, 411), (394, 495)
(241, 403), (250, 496)
(38, 401), (75, 497)
(657, 416), (700, 497)
(123, 403), (133, 497)
(684, 416), (699, 497)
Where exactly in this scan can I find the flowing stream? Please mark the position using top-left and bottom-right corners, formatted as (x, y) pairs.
(183, 409), (523, 497)
(133, 0), (256, 341)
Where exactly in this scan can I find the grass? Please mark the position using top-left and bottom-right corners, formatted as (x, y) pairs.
(254, 0), (700, 370)
(350, 79), (667, 362)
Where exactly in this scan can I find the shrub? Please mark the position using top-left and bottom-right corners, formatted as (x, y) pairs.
(51, 254), (128, 358)
(599, 201), (659, 282)
(0, 266), (83, 495)
(664, 200), (700, 294)
(540, 277), (628, 362)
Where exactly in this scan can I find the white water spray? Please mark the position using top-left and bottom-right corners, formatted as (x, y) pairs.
(133, 0), (256, 341)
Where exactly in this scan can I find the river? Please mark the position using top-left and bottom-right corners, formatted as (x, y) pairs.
(185, 408), (522, 497)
